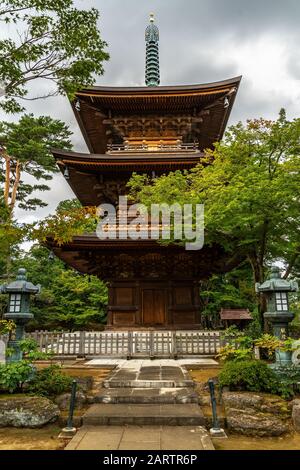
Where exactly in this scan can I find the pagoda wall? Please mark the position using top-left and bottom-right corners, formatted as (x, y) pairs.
(106, 279), (201, 329)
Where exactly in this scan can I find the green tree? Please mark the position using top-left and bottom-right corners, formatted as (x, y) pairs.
(0, 114), (72, 275)
(31, 197), (98, 246)
(200, 264), (258, 329)
(128, 110), (300, 326)
(0, 0), (109, 113)
(0, 113), (72, 212)
(13, 244), (108, 330)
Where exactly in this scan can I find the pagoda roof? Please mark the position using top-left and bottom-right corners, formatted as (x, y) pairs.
(52, 148), (203, 166)
(72, 76), (242, 154)
(52, 149), (203, 206)
(46, 234), (245, 279)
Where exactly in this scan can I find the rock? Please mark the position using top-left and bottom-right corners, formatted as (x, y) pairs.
(291, 398), (300, 407)
(222, 392), (290, 415)
(292, 404), (300, 432)
(222, 392), (291, 436)
(55, 391), (87, 410)
(0, 396), (59, 428)
(226, 408), (290, 436)
(222, 392), (264, 410)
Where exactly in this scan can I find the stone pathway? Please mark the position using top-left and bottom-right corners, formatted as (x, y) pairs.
(65, 425), (214, 450)
(86, 358), (218, 367)
(65, 361), (214, 450)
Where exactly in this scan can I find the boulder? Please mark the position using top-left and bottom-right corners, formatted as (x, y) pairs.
(0, 396), (59, 428)
(54, 391), (87, 410)
(292, 404), (300, 432)
(222, 392), (291, 436)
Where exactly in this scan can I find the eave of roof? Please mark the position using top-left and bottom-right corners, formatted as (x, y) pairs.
(71, 76), (242, 154)
(75, 76), (242, 96)
(52, 149), (203, 165)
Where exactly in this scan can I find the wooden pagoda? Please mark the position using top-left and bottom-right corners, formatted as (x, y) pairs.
(48, 16), (242, 329)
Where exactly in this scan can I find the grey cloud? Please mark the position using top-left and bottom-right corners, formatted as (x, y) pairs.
(2, 0), (300, 224)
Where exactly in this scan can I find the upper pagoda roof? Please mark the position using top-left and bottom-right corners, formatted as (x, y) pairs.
(72, 76), (242, 154)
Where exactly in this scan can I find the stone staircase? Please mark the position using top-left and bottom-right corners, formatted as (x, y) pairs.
(83, 364), (205, 426)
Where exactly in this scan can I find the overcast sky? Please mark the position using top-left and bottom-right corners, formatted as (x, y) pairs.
(1, 0), (300, 225)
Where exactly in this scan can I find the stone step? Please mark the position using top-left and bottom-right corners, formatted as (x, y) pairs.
(103, 379), (195, 389)
(82, 403), (205, 426)
(91, 387), (199, 404)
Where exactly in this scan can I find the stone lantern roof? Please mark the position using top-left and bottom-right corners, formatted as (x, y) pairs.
(255, 266), (298, 293)
(0, 268), (40, 294)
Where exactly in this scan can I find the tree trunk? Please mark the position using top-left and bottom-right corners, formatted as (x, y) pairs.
(248, 253), (266, 330)
(10, 160), (21, 210)
(2, 152), (11, 205)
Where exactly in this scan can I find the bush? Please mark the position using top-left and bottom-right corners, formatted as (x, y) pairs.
(27, 364), (72, 397)
(0, 361), (35, 393)
(274, 365), (300, 399)
(219, 360), (279, 394)
(18, 338), (51, 361)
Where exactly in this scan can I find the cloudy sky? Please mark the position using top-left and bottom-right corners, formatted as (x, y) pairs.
(1, 0), (300, 224)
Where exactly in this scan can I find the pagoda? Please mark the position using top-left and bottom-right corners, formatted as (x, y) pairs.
(49, 15), (242, 329)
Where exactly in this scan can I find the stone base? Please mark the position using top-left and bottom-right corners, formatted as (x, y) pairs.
(58, 427), (77, 439)
(209, 427), (227, 438)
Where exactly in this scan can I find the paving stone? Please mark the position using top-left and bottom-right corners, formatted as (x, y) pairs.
(82, 403), (205, 426)
(65, 425), (214, 450)
(66, 361), (212, 450)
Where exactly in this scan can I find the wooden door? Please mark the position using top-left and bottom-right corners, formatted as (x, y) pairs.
(142, 289), (166, 325)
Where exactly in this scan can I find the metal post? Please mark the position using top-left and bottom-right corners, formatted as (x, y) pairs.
(59, 380), (77, 438)
(208, 379), (227, 438)
(67, 380), (77, 429)
(208, 379), (219, 428)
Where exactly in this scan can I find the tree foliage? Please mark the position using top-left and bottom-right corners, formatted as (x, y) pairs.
(13, 244), (108, 330)
(0, 0), (109, 112)
(199, 264), (257, 328)
(0, 113), (72, 212)
(31, 198), (98, 245)
(128, 110), (300, 324)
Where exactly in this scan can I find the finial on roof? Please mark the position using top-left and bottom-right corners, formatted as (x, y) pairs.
(145, 13), (160, 87)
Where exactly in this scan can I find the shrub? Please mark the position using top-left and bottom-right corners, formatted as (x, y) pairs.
(219, 360), (279, 394)
(18, 338), (51, 361)
(27, 364), (72, 397)
(274, 365), (300, 399)
(217, 344), (253, 362)
(0, 361), (35, 393)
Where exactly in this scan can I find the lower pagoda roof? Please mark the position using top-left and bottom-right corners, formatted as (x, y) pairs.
(47, 234), (245, 281)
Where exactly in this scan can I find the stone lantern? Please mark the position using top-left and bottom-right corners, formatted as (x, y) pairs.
(255, 266), (298, 367)
(0, 268), (40, 362)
